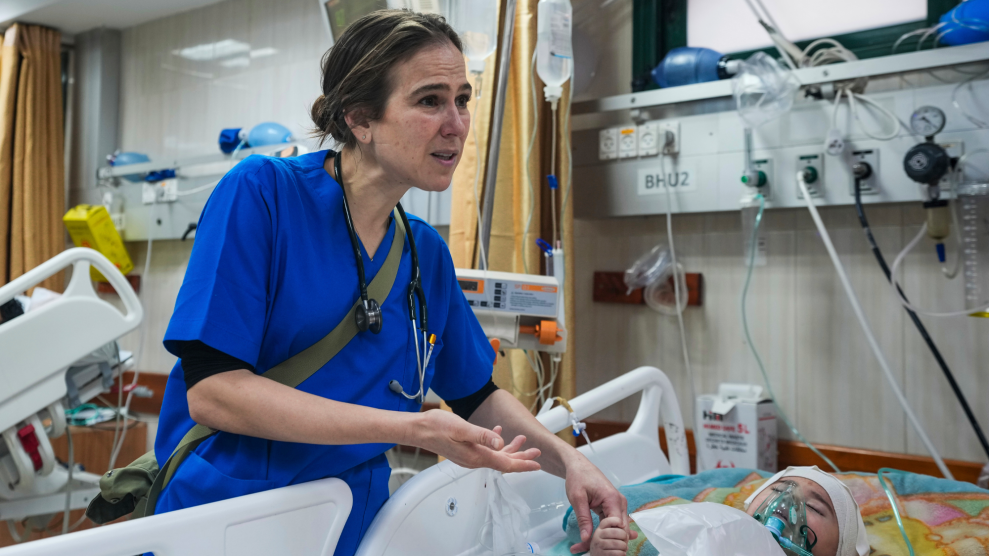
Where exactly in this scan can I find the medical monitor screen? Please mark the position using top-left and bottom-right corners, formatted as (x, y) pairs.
(458, 279), (480, 292)
(322, 0), (388, 43)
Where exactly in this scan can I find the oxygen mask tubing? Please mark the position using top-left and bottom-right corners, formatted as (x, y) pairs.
(752, 481), (818, 556)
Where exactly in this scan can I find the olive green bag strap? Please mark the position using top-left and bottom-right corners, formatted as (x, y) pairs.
(142, 209), (407, 518)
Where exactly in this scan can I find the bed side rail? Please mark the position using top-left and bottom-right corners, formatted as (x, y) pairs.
(355, 366), (688, 556)
(0, 248), (143, 434)
(0, 478), (353, 556)
(535, 366), (688, 473)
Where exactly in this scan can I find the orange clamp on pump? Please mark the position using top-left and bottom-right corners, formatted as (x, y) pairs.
(519, 320), (563, 346)
(489, 338), (501, 365)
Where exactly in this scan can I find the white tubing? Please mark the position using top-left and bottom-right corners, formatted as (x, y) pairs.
(941, 198), (963, 279)
(847, 92), (902, 142)
(889, 223), (989, 317)
(470, 91), (489, 272)
(522, 51), (539, 275)
(797, 172), (953, 480)
(660, 153), (697, 432)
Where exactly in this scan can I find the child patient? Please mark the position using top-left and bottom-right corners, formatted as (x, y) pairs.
(588, 466), (870, 556)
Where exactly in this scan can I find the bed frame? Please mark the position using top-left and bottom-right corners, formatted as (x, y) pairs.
(0, 361), (686, 555)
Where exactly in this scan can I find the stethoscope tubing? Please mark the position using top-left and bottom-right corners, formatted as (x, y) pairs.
(334, 151), (430, 403)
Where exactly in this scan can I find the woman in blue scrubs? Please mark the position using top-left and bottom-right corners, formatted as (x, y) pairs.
(154, 10), (630, 555)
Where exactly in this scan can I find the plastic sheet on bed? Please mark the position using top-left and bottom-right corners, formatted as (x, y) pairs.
(631, 502), (784, 556)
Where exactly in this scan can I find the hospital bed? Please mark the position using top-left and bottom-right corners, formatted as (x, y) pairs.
(0, 364), (688, 555)
(1, 248), (142, 524)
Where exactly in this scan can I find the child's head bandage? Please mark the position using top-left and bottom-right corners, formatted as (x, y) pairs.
(745, 466), (869, 556)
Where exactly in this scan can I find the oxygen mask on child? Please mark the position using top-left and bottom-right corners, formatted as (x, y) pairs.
(751, 480), (818, 556)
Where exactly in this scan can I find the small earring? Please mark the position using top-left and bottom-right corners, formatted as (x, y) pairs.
(362, 135), (366, 140)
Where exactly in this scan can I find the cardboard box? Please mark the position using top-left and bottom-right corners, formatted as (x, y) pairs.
(695, 383), (777, 472)
(63, 205), (134, 282)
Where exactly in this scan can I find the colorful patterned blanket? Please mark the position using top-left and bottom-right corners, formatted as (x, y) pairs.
(549, 468), (989, 556)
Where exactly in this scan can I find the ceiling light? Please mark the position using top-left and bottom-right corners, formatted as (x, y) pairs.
(250, 47), (278, 58)
(172, 39), (251, 61)
(220, 57), (250, 68)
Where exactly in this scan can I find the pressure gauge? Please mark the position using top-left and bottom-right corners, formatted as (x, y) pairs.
(910, 106), (946, 137)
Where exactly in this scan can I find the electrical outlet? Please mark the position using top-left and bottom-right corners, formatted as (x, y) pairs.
(161, 179), (178, 202)
(142, 183), (157, 204)
(796, 153), (824, 198)
(599, 128), (618, 160)
(618, 126), (638, 159)
(638, 123), (659, 157)
(658, 122), (680, 154)
(849, 149), (880, 195)
(143, 179), (179, 204)
(111, 213), (126, 231)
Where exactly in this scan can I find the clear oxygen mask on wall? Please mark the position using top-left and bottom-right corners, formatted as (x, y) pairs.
(623, 244), (688, 315)
(751, 481), (818, 556)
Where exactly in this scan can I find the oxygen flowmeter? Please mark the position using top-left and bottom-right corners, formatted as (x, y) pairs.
(904, 106), (950, 188)
(903, 106), (956, 257)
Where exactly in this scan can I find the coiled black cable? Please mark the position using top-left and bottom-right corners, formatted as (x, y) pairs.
(854, 179), (989, 461)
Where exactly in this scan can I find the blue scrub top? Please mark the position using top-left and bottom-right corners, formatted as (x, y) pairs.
(153, 150), (494, 554)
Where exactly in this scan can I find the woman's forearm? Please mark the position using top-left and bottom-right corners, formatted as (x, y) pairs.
(187, 369), (418, 446)
(186, 370), (543, 475)
(468, 389), (579, 478)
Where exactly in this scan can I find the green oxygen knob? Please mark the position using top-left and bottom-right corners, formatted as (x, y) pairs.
(801, 166), (818, 184)
(741, 170), (767, 188)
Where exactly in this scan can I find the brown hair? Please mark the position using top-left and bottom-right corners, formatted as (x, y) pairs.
(310, 9), (463, 149)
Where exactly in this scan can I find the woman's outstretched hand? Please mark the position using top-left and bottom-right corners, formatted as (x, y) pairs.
(412, 409), (541, 473)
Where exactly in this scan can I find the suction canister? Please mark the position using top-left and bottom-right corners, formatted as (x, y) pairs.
(958, 181), (989, 317)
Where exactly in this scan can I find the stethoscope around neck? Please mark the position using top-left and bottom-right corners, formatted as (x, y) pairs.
(334, 152), (432, 404)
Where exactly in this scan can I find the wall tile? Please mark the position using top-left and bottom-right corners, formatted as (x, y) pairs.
(120, 0), (327, 158)
(899, 210), (989, 462)
(575, 198), (983, 463)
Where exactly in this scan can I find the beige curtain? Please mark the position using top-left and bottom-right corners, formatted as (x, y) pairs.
(0, 23), (65, 290)
(449, 0), (575, 414)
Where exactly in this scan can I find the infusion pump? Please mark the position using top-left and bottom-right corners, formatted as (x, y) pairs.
(455, 269), (566, 353)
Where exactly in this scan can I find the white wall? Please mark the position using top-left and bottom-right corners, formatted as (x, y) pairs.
(111, 0), (989, 463)
(110, 0), (330, 373)
(572, 206), (989, 462)
(568, 2), (989, 463)
(687, 0), (926, 54)
(118, 0), (328, 159)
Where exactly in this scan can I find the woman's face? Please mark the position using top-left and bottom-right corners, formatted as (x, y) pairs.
(363, 40), (471, 192)
(746, 477), (840, 556)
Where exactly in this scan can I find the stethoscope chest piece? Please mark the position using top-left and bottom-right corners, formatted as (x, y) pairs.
(356, 299), (383, 334)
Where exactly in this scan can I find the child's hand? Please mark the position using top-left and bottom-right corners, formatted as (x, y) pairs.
(588, 516), (629, 556)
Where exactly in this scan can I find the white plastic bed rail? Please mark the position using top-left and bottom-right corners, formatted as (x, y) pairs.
(356, 365), (688, 556)
(0, 364), (684, 556)
(0, 478), (353, 556)
(0, 248), (143, 433)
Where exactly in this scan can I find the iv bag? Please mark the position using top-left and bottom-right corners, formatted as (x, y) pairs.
(536, 0), (573, 100)
(449, 0), (499, 74)
(732, 52), (799, 129)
